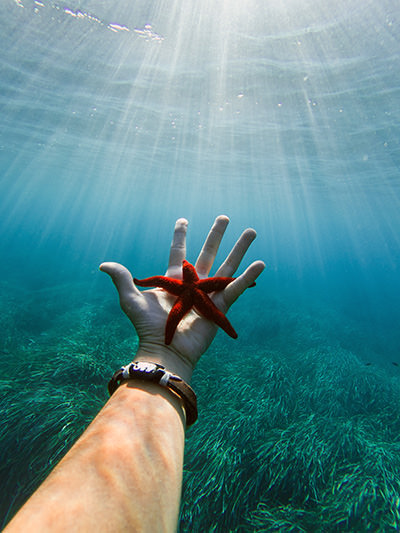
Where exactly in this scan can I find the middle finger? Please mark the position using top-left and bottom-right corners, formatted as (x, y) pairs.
(195, 215), (229, 277)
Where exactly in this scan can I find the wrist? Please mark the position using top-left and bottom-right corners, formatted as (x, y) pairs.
(134, 343), (194, 383)
(107, 360), (198, 426)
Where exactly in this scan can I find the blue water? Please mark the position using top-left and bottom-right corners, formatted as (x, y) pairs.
(1, 0), (400, 528)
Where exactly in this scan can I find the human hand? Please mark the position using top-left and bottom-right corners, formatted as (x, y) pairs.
(100, 215), (265, 382)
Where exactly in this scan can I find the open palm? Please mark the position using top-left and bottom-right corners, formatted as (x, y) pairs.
(100, 215), (265, 382)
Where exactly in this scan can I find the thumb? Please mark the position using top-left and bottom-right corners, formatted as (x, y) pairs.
(99, 262), (140, 310)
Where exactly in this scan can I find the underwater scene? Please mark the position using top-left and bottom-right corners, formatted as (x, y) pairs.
(1, 0), (400, 530)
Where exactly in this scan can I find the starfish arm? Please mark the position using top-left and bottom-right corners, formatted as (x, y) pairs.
(193, 289), (238, 339)
(182, 260), (199, 283)
(197, 277), (256, 293)
(133, 276), (183, 296)
(196, 277), (235, 293)
(165, 291), (194, 345)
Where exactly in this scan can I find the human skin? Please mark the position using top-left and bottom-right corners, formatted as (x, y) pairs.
(4, 215), (265, 533)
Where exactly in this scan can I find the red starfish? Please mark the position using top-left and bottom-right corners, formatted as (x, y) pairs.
(134, 260), (255, 345)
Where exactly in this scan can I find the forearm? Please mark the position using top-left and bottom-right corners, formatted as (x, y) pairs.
(5, 381), (186, 533)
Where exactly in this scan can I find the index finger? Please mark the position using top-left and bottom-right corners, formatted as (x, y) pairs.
(167, 218), (188, 275)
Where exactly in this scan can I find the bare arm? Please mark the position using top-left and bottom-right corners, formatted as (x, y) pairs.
(5, 381), (185, 533)
(4, 215), (265, 532)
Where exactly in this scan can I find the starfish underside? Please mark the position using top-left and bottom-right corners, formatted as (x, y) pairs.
(134, 260), (254, 345)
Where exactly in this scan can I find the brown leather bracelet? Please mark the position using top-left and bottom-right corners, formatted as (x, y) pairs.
(108, 361), (198, 426)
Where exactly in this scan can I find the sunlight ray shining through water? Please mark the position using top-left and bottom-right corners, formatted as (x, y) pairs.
(1, 0), (399, 275)
(0, 5), (398, 332)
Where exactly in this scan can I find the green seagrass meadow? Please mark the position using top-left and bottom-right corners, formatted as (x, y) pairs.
(1, 280), (399, 531)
